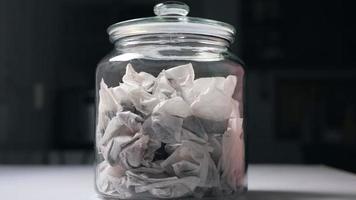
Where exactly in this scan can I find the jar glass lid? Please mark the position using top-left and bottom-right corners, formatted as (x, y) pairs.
(107, 1), (236, 43)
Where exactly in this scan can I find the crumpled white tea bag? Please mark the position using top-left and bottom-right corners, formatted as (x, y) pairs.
(191, 87), (232, 121)
(97, 161), (111, 192)
(152, 71), (177, 101)
(165, 63), (195, 88)
(103, 135), (135, 166)
(111, 85), (136, 112)
(151, 113), (183, 144)
(128, 164), (166, 176)
(180, 128), (207, 144)
(164, 143), (181, 155)
(164, 63), (195, 95)
(123, 63), (156, 92)
(186, 75), (237, 121)
(126, 169), (199, 198)
(99, 161), (126, 178)
(182, 115), (228, 136)
(119, 133), (150, 168)
(171, 160), (199, 177)
(161, 140), (220, 189)
(112, 64), (159, 115)
(208, 134), (222, 165)
(186, 77), (220, 101)
(224, 75), (238, 98)
(104, 132), (160, 169)
(141, 138), (161, 167)
(100, 111), (143, 146)
(220, 100), (245, 191)
(97, 80), (122, 141)
(182, 116), (208, 139)
(96, 161), (132, 199)
(146, 179), (194, 198)
(152, 63), (194, 101)
(126, 170), (178, 185)
(127, 87), (160, 115)
(153, 96), (191, 118)
(143, 96), (191, 143)
(98, 80), (121, 117)
(134, 175), (200, 198)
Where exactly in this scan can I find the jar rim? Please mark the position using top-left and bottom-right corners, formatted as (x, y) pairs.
(107, 2), (236, 44)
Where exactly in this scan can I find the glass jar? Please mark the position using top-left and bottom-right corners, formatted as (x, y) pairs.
(95, 2), (246, 199)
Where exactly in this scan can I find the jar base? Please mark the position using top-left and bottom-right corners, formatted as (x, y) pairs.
(96, 186), (247, 200)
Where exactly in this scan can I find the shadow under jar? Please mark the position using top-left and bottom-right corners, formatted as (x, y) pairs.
(95, 2), (246, 199)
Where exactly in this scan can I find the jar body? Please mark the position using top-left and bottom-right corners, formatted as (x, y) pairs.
(95, 35), (246, 199)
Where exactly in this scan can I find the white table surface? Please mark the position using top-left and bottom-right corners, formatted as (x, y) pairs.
(0, 165), (355, 200)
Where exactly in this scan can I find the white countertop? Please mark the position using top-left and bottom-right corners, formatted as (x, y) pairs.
(0, 165), (355, 200)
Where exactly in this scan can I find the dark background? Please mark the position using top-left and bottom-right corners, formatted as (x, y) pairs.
(0, 0), (355, 172)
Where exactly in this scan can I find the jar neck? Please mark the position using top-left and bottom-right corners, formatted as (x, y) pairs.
(113, 34), (231, 61)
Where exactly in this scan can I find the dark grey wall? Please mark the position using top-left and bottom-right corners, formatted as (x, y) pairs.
(0, 0), (355, 169)
(0, 0), (244, 164)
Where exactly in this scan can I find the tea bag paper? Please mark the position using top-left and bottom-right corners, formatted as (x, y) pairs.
(141, 138), (161, 167)
(172, 160), (199, 177)
(97, 80), (122, 141)
(105, 136), (161, 169)
(103, 135), (135, 166)
(135, 176), (200, 198)
(96, 161), (132, 199)
(111, 85), (136, 112)
(161, 141), (219, 188)
(126, 169), (199, 198)
(100, 111), (143, 146)
(180, 129), (207, 144)
(190, 86), (232, 121)
(129, 165), (166, 176)
(142, 97), (190, 143)
(99, 161), (126, 178)
(126, 170), (178, 185)
(123, 63), (156, 92)
(164, 143), (181, 155)
(187, 75), (237, 121)
(225, 75), (238, 97)
(199, 118), (229, 134)
(220, 100), (244, 191)
(165, 63), (195, 88)
(182, 116), (208, 139)
(151, 112), (183, 143)
(127, 87), (160, 115)
(98, 80), (121, 117)
(152, 96), (191, 118)
(119, 134), (150, 168)
(112, 65), (160, 115)
(153, 72), (177, 101)
(208, 135), (222, 165)
(164, 63), (195, 97)
(107, 176), (132, 199)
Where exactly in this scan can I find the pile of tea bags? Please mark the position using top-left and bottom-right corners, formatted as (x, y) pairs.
(96, 63), (245, 199)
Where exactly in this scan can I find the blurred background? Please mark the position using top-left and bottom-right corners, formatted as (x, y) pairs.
(0, 0), (355, 172)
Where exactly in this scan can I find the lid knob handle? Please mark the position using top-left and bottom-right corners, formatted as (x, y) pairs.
(154, 1), (190, 16)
